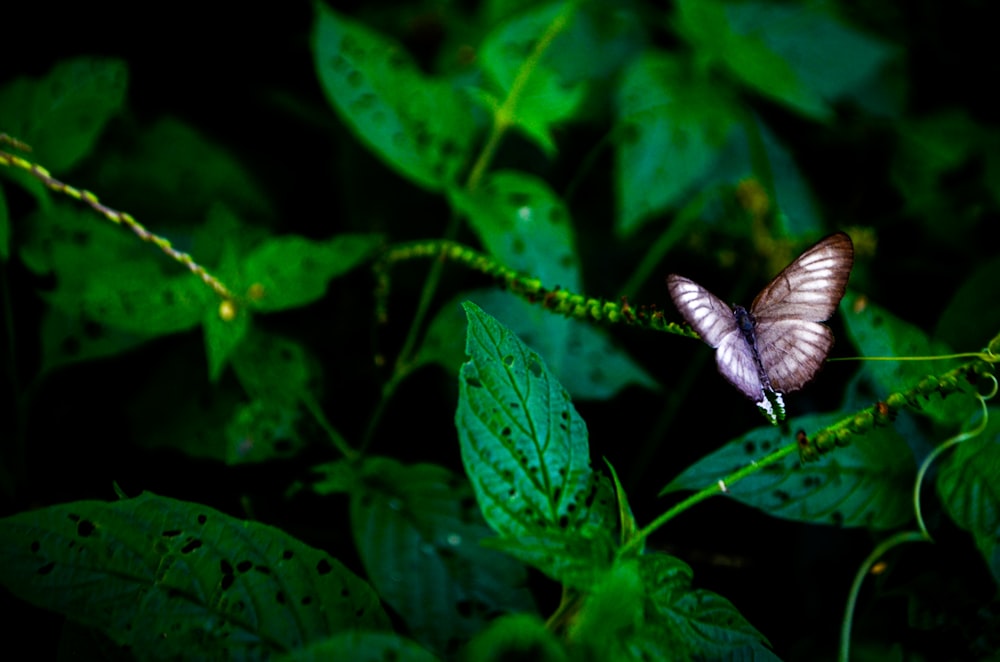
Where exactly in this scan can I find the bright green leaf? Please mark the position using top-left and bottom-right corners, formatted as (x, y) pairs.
(312, 4), (474, 189)
(0, 57), (128, 171)
(242, 233), (381, 312)
(204, 241), (249, 382)
(80, 269), (208, 335)
(350, 457), (535, 656)
(420, 290), (658, 400)
(478, 3), (586, 155)
(615, 53), (739, 236)
(455, 302), (612, 538)
(0, 492), (389, 660)
(450, 170), (580, 290)
(841, 292), (976, 426)
(662, 412), (914, 530)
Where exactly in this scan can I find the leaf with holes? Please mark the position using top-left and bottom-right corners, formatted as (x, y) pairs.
(350, 457), (535, 657)
(0, 492), (389, 659)
(449, 171), (581, 291)
(480, 524), (616, 591)
(420, 290), (658, 400)
(242, 234), (381, 312)
(662, 413), (914, 530)
(455, 302), (612, 540)
(312, 5), (474, 189)
(634, 554), (775, 660)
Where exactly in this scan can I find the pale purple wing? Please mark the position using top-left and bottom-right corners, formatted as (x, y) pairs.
(750, 233), (854, 322)
(755, 319), (833, 393)
(666, 275), (738, 348)
(714, 332), (764, 401)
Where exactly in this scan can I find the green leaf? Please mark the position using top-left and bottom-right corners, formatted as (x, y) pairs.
(94, 118), (274, 219)
(242, 233), (381, 312)
(281, 631), (442, 662)
(420, 290), (658, 400)
(464, 613), (566, 662)
(0, 492), (389, 659)
(350, 458), (535, 656)
(643, 555), (776, 660)
(0, 57), (128, 171)
(841, 292), (976, 426)
(478, 3), (586, 155)
(934, 255), (1000, 352)
(937, 417), (1000, 583)
(662, 413), (914, 530)
(231, 330), (316, 404)
(312, 4), (474, 189)
(80, 268), (209, 335)
(481, 525), (615, 590)
(675, 0), (890, 121)
(128, 347), (245, 461)
(225, 398), (306, 465)
(615, 53), (739, 236)
(203, 242), (250, 382)
(605, 458), (639, 550)
(450, 171), (580, 290)
(455, 301), (612, 539)
(573, 555), (774, 661)
(19, 205), (210, 339)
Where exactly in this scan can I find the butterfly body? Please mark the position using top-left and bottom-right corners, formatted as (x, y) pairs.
(667, 233), (854, 424)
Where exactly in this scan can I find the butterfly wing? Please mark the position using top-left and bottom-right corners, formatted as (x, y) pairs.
(666, 275), (738, 348)
(750, 233), (854, 322)
(667, 274), (766, 400)
(755, 319), (833, 393)
(751, 233), (853, 393)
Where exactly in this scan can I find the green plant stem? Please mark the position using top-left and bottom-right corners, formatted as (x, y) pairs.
(364, 6), (578, 451)
(839, 531), (928, 662)
(301, 392), (357, 461)
(620, 444), (797, 558)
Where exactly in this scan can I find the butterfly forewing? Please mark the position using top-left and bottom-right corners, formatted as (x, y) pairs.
(750, 233), (854, 322)
(666, 275), (738, 348)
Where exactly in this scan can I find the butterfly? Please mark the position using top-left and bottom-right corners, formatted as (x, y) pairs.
(667, 233), (854, 424)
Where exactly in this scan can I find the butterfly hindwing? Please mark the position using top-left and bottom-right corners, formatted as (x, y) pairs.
(754, 319), (833, 393)
(714, 332), (764, 400)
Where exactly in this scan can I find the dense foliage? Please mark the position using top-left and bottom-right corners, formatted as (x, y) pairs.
(1, 1), (998, 660)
